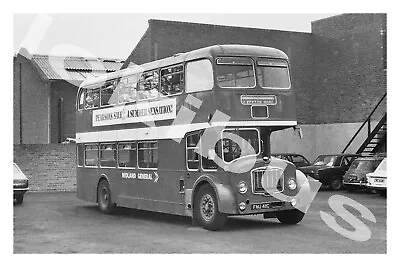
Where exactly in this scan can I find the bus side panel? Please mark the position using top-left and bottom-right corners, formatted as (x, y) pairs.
(76, 167), (100, 203)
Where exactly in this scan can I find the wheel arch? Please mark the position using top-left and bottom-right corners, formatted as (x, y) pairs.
(192, 175), (237, 215)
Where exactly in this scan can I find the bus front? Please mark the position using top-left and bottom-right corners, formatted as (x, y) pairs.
(193, 45), (307, 229)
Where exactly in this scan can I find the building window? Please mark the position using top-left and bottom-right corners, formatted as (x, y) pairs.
(85, 144), (99, 166)
(186, 59), (214, 93)
(77, 144), (84, 167)
(216, 57), (255, 88)
(101, 80), (118, 106)
(186, 133), (200, 170)
(100, 143), (117, 167)
(138, 141), (158, 169)
(117, 75), (138, 104)
(118, 142), (137, 168)
(85, 87), (100, 109)
(160, 65), (184, 95)
(138, 70), (159, 101)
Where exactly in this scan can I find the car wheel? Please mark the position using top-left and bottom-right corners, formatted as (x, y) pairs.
(330, 177), (343, 191)
(15, 195), (24, 205)
(97, 180), (115, 214)
(194, 184), (227, 231)
(275, 209), (305, 225)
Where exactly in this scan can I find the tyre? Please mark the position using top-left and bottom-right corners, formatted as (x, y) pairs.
(194, 184), (227, 231)
(275, 209), (305, 225)
(15, 195), (24, 205)
(97, 179), (115, 214)
(330, 177), (343, 191)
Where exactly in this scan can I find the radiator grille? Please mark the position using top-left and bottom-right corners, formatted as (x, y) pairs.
(252, 167), (284, 194)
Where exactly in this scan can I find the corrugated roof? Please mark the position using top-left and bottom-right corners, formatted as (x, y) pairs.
(31, 55), (124, 81)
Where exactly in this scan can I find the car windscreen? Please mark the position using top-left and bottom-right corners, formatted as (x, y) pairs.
(312, 156), (341, 167)
(349, 160), (380, 171)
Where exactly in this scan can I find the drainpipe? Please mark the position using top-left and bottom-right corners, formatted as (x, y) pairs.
(19, 62), (23, 144)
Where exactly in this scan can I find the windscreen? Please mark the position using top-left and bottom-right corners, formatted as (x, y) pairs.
(257, 58), (290, 89)
(220, 129), (260, 162)
(313, 155), (341, 167)
(216, 57), (255, 88)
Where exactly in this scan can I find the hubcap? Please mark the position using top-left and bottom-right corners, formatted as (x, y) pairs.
(200, 194), (215, 222)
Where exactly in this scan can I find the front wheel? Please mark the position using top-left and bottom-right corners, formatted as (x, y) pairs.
(330, 177), (343, 191)
(97, 180), (115, 214)
(275, 209), (305, 225)
(194, 184), (227, 231)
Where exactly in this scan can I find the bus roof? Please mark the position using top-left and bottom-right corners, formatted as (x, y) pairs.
(79, 44), (288, 88)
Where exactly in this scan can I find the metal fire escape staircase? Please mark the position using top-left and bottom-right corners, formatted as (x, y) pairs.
(342, 93), (387, 156)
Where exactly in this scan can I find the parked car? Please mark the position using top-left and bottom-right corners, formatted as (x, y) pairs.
(272, 153), (310, 168)
(366, 157), (387, 196)
(13, 163), (29, 204)
(343, 155), (385, 192)
(298, 154), (359, 190)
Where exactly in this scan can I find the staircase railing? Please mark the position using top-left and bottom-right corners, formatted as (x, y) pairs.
(342, 93), (387, 153)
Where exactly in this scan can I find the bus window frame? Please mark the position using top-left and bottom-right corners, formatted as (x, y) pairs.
(99, 143), (118, 169)
(84, 85), (102, 110)
(137, 140), (158, 170)
(100, 79), (118, 107)
(160, 64), (185, 97)
(137, 69), (160, 102)
(185, 58), (214, 94)
(77, 144), (84, 167)
(117, 141), (137, 169)
(186, 132), (201, 171)
(215, 56), (256, 89)
(77, 89), (85, 111)
(84, 143), (99, 168)
(256, 57), (291, 90)
(220, 127), (261, 164)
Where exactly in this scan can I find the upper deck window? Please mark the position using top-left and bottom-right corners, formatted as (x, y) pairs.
(186, 59), (213, 93)
(101, 80), (118, 107)
(85, 87), (100, 109)
(138, 70), (159, 101)
(161, 65), (184, 95)
(256, 58), (290, 89)
(216, 57), (255, 88)
(117, 74), (138, 104)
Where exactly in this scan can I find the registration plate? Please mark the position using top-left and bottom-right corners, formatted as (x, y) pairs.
(251, 202), (283, 210)
(374, 178), (385, 184)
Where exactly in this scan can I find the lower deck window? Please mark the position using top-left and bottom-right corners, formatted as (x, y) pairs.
(118, 142), (137, 168)
(100, 144), (117, 167)
(85, 144), (99, 166)
(138, 141), (158, 169)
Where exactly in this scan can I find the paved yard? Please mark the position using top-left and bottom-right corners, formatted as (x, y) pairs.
(13, 190), (386, 253)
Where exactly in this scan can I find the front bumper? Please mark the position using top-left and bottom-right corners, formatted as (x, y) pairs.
(343, 181), (368, 187)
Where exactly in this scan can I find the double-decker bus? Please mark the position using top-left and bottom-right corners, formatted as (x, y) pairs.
(76, 44), (306, 230)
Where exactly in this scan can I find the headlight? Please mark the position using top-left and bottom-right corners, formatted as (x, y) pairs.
(288, 178), (297, 190)
(238, 181), (248, 194)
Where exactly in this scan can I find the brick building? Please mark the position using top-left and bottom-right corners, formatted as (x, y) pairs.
(13, 49), (124, 144)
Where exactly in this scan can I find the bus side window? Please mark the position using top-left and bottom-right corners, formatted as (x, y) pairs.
(160, 65), (184, 95)
(186, 59), (214, 93)
(77, 144), (84, 167)
(118, 75), (138, 104)
(100, 144), (117, 167)
(85, 87), (100, 109)
(138, 70), (159, 101)
(138, 141), (158, 169)
(85, 144), (99, 166)
(118, 142), (136, 168)
(186, 133), (200, 170)
(101, 80), (118, 107)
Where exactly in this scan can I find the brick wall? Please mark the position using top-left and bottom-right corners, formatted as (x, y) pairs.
(13, 144), (77, 192)
(312, 14), (387, 124)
